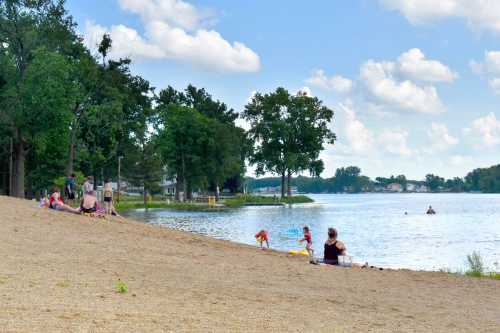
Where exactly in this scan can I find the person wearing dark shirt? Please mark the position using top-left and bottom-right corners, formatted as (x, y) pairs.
(323, 228), (346, 265)
(64, 173), (76, 202)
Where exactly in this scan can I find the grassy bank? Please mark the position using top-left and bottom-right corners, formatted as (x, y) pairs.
(115, 201), (226, 212)
(224, 195), (314, 207)
(116, 195), (314, 211)
(440, 251), (500, 280)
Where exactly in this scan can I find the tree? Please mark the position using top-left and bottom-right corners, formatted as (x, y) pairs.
(445, 177), (465, 192)
(0, 0), (79, 197)
(332, 166), (363, 193)
(284, 91), (336, 196)
(157, 105), (207, 201)
(425, 174), (445, 192)
(156, 85), (248, 200)
(244, 88), (335, 198)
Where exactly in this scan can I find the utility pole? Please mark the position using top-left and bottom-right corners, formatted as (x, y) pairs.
(117, 156), (123, 203)
(8, 137), (13, 196)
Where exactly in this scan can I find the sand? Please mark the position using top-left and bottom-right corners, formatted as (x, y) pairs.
(0, 196), (499, 332)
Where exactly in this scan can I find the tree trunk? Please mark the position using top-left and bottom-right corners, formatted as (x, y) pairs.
(215, 183), (220, 201)
(287, 170), (292, 197)
(66, 120), (77, 175)
(143, 185), (148, 206)
(12, 139), (25, 198)
(186, 181), (192, 201)
(182, 176), (187, 202)
(175, 176), (181, 201)
(280, 172), (285, 199)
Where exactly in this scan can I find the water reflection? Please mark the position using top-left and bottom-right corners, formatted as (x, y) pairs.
(123, 193), (500, 271)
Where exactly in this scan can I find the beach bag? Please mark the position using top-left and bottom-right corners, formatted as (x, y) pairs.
(338, 255), (353, 267)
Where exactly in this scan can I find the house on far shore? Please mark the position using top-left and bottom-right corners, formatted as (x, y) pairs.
(386, 183), (404, 193)
(406, 183), (429, 193)
(161, 179), (176, 197)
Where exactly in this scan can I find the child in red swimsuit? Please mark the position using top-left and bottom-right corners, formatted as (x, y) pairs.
(300, 226), (314, 258)
(255, 230), (269, 249)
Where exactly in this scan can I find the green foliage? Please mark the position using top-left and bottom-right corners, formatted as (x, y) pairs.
(54, 171), (85, 190)
(466, 251), (485, 276)
(116, 280), (128, 294)
(224, 195), (313, 207)
(465, 165), (500, 193)
(243, 88), (335, 197)
(115, 201), (225, 212)
(425, 174), (445, 192)
(156, 87), (248, 200)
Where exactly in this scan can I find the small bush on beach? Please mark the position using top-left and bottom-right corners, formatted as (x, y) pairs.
(116, 280), (128, 294)
(466, 251), (484, 277)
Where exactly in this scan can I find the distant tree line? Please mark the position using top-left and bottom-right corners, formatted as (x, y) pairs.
(0, 0), (335, 201)
(246, 165), (500, 194)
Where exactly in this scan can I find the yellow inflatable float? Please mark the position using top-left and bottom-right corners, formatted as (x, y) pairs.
(288, 249), (309, 256)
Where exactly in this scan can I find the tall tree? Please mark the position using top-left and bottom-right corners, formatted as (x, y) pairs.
(244, 88), (335, 198)
(0, 0), (79, 197)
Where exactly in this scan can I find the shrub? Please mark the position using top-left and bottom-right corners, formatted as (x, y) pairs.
(116, 280), (128, 294)
(465, 251), (484, 276)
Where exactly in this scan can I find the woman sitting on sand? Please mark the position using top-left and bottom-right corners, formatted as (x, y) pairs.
(323, 228), (346, 265)
(80, 191), (99, 214)
(49, 188), (80, 214)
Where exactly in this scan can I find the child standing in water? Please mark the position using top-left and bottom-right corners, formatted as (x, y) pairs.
(300, 226), (314, 258)
(255, 230), (269, 249)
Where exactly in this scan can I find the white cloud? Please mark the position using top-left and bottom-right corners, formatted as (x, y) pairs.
(464, 113), (500, 147)
(118, 0), (213, 31)
(379, 0), (500, 34)
(360, 59), (445, 114)
(449, 155), (473, 166)
(84, 0), (260, 73)
(489, 78), (500, 95)
(378, 129), (412, 156)
(339, 102), (374, 154)
(426, 122), (458, 152)
(470, 51), (500, 95)
(470, 51), (500, 75)
(306, 70), (353, 94)
(397, 48), (457, 82)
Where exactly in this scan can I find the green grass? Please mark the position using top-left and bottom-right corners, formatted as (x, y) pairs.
(441, 253), (500, 280)
(224, 195), (314, 207)
(116, 195), (314, 211)
(116, 280), (128, 294)
(115, 201), (226, 212)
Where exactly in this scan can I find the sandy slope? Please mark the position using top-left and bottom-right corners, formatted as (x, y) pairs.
(0, 196), (499, 333)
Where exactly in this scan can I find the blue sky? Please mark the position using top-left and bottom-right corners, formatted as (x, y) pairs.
(66, 0), (500, 180)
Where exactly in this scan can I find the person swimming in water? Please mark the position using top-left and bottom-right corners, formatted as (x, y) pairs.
(426, 205), (436, 215)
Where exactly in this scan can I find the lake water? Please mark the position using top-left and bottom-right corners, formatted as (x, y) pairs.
(123, 193), (500, 271)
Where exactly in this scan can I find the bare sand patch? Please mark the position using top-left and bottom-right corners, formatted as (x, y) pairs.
(0, 196), (499, 332)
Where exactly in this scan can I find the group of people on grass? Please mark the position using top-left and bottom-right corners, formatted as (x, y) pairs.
(256, 226), (360, 267)
(41, 174), (118, 217)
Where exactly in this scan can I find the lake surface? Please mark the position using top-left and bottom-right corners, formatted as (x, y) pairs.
(123, 193), (500, 271)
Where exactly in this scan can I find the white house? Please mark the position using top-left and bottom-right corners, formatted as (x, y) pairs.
(386, 183), (403, 192)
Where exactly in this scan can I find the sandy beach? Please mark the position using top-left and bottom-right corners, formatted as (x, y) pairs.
(0, 196), (499, 332)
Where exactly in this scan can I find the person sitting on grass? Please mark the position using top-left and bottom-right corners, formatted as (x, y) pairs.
(323, 228), (346, 265)
(255, 229), (269, 249)
(49, 187), (80, 214)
